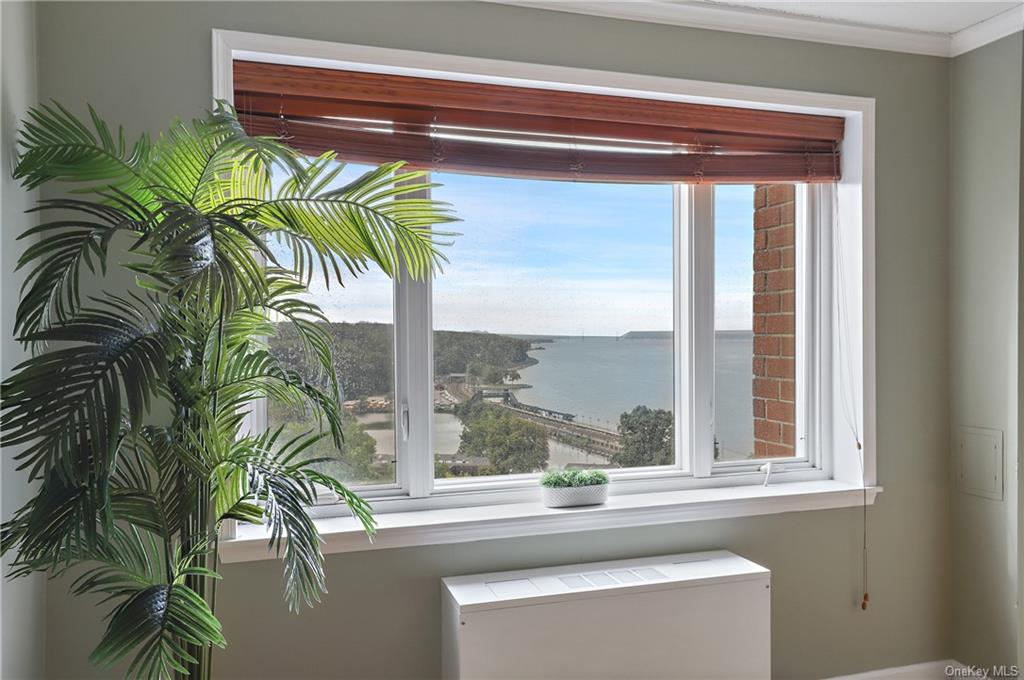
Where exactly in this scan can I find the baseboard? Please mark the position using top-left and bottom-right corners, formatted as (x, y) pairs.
(827, 660), (963, 679)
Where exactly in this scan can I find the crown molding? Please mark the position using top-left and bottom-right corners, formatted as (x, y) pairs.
(489, 1), (1024, 58)
(950, 3), (1024, 56)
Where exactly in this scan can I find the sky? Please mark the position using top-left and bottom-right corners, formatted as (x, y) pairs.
(273, 161), (755, 336)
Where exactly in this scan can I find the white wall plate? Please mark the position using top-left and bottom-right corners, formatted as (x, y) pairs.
(957, 426), (1003, 501)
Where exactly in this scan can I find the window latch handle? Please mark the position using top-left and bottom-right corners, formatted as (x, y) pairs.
(401, 402), (410, 442)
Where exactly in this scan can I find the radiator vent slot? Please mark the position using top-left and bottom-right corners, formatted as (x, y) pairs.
(485, 578), (539, 598)
(555, 566), (668, 590)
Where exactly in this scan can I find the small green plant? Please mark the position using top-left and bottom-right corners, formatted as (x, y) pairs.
(540, 469), (609, 488)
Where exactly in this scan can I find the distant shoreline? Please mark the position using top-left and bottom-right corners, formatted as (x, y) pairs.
(511, 356), (540, 370)
(619, 330), (670, 340)
(513, 330), (753, 341)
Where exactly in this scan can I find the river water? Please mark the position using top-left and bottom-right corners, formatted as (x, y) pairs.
(361, 332), (754, 468)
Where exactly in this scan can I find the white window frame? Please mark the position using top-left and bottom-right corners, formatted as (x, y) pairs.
(213, 29), (876, 520)
(691, 183), (821, 478)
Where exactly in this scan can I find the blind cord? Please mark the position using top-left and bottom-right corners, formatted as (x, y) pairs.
(830, 185), (868, 610)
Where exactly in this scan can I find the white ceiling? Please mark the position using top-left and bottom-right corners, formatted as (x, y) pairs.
(698, 2), (1019, 36)
(493, 1), (1024, 56)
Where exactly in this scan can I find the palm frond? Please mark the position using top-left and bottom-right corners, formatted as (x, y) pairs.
(207, 347), (343, 447)
(225, 429), (335, 611)
(91, 581), (224, 679)
(1, 296), (165, 482)
(305, 470), (376, 537)
(138, 204), (274, 314)
(1, 466), (97, 576)
(258, 273), (336, 390)
(192, 157), (271, 216)
(108, 428), (193, 539)
(144, 101), (301, 211)
(14, 102), (152, 200)
(15, 196), (152, 337)
(143, 116), (233, 207)
(65, 528), (223, 679)
(254, 156), (457, 282)
(69, 526), (169, 603)
(204, 101), (306, 179)
(210, 462), (250, 522)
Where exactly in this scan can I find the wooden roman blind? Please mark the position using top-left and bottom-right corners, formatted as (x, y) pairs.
(233, 60), (843, 183)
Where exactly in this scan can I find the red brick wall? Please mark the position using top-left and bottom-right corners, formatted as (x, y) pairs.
(752, 184), (796, 458)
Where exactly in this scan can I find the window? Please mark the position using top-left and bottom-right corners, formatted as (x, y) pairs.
(714, 184), (800, 462)
(266, 162), (400, 489)
(714, 184), (758, 462)
(234, 56), (857, 510)
(431, 174), (675, 479)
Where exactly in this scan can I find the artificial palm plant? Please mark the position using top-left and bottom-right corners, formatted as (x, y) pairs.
(0, 101), (455, 679)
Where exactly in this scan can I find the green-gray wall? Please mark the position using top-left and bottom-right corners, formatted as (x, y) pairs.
(949, 32), (1024, 668)
(1020, 28), (1024, 672)
(1, 2), (47, 678)
(27, 2), (957, 677)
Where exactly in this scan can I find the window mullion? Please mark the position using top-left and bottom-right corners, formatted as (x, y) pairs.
(393, 176), (435, 499)
(394, 264), (434, 498)
(674, 184), (687, 473)
(694, 184), (716, 477)
(681, 184), (715, 477)
(795, 184), (813, 467)
(810, 183), (836, 477)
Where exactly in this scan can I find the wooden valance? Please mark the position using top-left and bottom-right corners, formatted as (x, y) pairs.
(234, 60), (843, 183)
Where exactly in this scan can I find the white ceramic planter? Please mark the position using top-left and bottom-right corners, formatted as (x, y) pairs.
(542, 484), (609, 508)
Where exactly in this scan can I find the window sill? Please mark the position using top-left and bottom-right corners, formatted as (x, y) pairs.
(219, 480), (881, 563)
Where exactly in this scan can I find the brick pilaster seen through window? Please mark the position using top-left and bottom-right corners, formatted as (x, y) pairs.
(752, 184), (796, 458)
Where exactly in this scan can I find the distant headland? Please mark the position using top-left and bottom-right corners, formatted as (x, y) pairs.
(619, 330), (672, 340)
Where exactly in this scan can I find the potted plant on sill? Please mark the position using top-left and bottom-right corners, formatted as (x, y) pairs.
(540, 469), (610, 508)
(0, 101), (456, 680)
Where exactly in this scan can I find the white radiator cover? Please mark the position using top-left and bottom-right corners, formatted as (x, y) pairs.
(441, 550), (770, 679)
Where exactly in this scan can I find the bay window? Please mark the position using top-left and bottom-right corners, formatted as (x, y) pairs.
(232, 53), (861, 515)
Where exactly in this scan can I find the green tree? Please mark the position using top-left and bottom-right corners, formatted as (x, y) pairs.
(458, 411), (549, 474)
(614, 405), (674, 467)
(468, 365), (522, 385)
(273, 323), (530, 399)
(482, 365), (504, 384)
(433, 329), (530, 376)
(336, 416), (381, 482)
(433, 460), (475, 478)
(454, 397), (489, 423)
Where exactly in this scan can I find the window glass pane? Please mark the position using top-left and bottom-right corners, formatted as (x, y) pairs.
(267, 161), (397, 486)
(431, 173), (674, 479)
(714, 184), (797, 461)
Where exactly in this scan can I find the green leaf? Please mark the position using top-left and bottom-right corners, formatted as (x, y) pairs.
(217, 429), (373, 611)
(90, 583), (225, 679)
(307, 471), (376, 538)
(143, 101), (301, 212)
(211, 462), (249, 520)
(14, 102), (151, 200)
(219, 500), (264, 525)
(206, 347), (344, 448)
(254, 155), (457, 284)
(1, 296), (165, 483)
(14, 196), (151, 337)
(1, 466), (95, 574)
